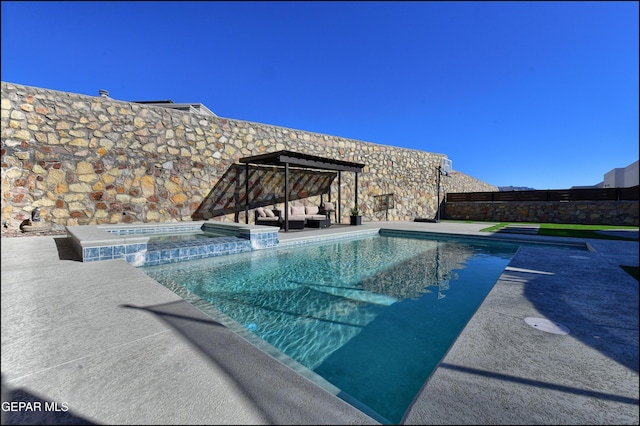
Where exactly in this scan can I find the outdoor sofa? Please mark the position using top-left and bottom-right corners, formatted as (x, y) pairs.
(254, 204), (332, 229)
(289, 204), (331, 228)
(255, 207), (282, 227)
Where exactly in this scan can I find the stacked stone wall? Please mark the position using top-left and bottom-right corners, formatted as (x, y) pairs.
(445, 200), (639, 226)
(1, 82), (496, 233)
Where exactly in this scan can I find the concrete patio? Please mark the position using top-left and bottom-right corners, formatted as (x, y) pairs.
(1, 221), (638, 425)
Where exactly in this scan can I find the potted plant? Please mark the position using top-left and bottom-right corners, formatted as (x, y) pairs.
(350, 206), (362, 225)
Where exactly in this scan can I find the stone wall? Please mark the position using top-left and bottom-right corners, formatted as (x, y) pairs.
(1, 82), (497, 233)
(444, 200), (639, 226)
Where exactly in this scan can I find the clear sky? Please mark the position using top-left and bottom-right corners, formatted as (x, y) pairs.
(2, 1), (638, 189)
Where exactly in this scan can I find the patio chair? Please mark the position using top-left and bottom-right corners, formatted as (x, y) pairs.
(320, 201), (337, 222)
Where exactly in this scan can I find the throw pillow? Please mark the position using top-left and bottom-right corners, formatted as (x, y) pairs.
(291, 205), (306, 216)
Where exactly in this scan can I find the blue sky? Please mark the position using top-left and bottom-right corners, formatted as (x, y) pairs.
(2, 1), (638, 189)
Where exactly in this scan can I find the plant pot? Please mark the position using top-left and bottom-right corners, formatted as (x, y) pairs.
(350, 215), (362, 226)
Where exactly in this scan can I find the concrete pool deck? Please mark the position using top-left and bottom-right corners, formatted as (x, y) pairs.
(1, 221), (638, 425)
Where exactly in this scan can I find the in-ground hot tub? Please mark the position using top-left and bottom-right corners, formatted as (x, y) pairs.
(66, 221), (279, 267)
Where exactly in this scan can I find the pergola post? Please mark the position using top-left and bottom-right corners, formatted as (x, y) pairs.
(337, 171), (342, 224)
(284, 162), (289, 232)
(244, 163), (249, 224)
(355, 172), (359, 209)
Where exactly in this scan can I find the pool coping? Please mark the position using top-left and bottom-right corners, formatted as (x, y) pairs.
(65, 220), (592, 265)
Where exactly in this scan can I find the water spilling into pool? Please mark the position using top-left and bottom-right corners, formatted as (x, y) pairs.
(141, 234), (520, 423)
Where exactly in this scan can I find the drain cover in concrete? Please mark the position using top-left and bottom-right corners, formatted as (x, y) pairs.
(525, 317), (570, 335)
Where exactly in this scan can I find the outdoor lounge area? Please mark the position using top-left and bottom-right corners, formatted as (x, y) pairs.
(240, 150), (363, 231)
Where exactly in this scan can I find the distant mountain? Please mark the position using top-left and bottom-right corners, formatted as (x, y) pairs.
(498, 186), (536, 191)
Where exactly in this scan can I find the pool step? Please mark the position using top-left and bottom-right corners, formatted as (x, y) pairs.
(305, 284), (398, 306)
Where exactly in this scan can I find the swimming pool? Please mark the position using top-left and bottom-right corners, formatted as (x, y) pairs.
(141, 232), (526, 423)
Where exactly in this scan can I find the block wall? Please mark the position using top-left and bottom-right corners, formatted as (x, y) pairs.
(445, 200), (639, 226)
(1, 82), (497, 233)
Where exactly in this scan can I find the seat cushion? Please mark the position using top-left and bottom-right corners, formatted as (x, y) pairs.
(305, 205), (319, 215)
(258, 216), (279, 222)
(291, 205), (306, 216)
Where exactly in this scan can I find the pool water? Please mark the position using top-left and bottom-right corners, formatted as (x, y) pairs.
(146, 230), (224, 243)
(141, 234), (521, 424)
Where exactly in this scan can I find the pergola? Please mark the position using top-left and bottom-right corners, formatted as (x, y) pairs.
(239, 150), (365, 231)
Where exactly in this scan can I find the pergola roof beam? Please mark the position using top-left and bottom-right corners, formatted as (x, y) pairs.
(239, 150), (364, 173)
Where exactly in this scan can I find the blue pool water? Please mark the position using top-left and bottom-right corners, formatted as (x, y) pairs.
(141, 234), (521, 423)
(146, 230), (225, 243)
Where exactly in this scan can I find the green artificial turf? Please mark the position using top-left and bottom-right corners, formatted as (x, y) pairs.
(477, 222), (638, 241)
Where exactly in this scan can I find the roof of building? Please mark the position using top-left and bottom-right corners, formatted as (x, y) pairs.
(130, 100), (217, 117)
